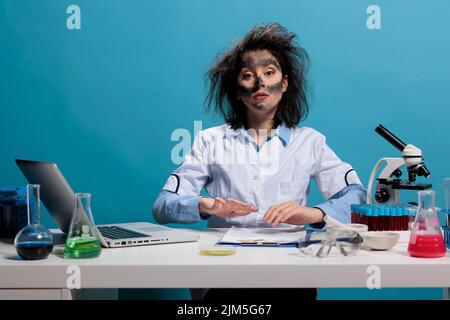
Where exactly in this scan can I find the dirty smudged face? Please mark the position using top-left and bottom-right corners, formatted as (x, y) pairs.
(236, 49), (288, 117)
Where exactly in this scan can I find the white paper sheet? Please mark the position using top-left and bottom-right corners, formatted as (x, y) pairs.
(218, 226), (306, 245)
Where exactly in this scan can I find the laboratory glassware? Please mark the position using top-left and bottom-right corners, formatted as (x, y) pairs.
(408, 190), (446, 258)
(14, 184), (54, 260)
(0, 187), (27, 237)
(64, 193), (102, 259)
(445, 178), (450, 226)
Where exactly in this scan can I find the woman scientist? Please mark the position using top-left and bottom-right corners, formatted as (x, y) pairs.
(152, 23), (366, 300)
(153, 23), (365, 229)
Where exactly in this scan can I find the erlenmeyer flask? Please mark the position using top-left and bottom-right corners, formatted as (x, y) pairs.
(64, 193), (102, 259)
(14, 184), (54, 260)
(408, 190), (446, 258)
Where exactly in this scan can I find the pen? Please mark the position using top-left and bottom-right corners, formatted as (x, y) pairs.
(240, 240), (282, 246)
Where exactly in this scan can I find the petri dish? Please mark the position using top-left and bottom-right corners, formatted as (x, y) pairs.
(199, 245), (236, 256)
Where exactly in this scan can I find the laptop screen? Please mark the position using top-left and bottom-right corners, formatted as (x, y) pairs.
(16, 159), (75, 233)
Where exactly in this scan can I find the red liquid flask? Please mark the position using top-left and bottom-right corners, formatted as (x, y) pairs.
(408, 190), (446, 258)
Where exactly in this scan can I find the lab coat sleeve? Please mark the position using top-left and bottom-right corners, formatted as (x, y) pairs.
(312, 132), (363, 200)
(311, 184), (367, 229)
(152, 131), (211, 224)
(152, 190), (205, 224)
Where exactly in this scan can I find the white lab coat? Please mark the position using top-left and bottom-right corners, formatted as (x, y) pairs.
(162, 124), (362, 228)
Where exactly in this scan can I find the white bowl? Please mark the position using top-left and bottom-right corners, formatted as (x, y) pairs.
(360, 232), (400, 251)
(346, 223), (369, 234)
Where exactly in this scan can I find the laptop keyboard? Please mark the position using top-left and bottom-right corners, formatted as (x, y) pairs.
(97, 226), (149, 240)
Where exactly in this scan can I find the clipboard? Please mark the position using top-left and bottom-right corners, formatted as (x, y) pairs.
(217, 227), (306, 247)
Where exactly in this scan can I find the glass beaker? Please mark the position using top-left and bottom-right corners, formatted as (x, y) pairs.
(408, 190), (446, 258)
(64, 193), (102, 259)
(14, 184), (54, 260)
(445, 178), (450, 226)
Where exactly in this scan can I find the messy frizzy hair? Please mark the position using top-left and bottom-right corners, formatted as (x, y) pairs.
(205, 23), (310, 129)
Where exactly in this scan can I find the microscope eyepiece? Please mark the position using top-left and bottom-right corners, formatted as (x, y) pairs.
(375, 125), (407, 152)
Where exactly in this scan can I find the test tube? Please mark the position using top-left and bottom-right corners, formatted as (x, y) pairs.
(391, 206), (395, 231)
(358, 205), (362, 224)
(358, 206), (362, 224)
(404, 207), (410, 231)
(386, 207), (391, 231)
(362, 206), (366, 225)
(393, 206), (398, 231)
(401, 207), (406, 231)
(386, 206), (391, 231)
(373, 207), (379, 231)
(363, 208), (372, 226)
(356, 205), (361, 224)
(351, 204), (357, 224)
(392, 206), (396, 231)
(383, 207), (389, 231)
(389, 206), (394, 231)
(377, 207), (383, 231)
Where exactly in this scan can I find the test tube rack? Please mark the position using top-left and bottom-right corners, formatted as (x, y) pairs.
(351, 204), (416, 231)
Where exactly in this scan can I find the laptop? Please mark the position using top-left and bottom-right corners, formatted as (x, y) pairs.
(15, 159), (199, 248)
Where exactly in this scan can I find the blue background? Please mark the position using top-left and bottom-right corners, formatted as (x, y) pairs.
(1, 0), (448, 299)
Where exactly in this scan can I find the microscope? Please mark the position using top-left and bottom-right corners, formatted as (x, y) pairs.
(367, 125), (432, 204)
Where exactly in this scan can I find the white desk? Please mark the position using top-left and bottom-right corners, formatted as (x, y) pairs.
(1, 229), (450, 299)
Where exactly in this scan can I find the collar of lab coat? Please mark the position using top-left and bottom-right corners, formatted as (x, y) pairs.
(225, 123), (291, 147)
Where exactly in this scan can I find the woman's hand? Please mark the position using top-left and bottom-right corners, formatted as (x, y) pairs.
(263, 201), (324, 227)
(199, 197), (258, 218)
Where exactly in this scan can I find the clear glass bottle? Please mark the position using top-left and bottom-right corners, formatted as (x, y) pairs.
(64, 193), (102, 259)
(444, 178), (450, 226)
(408, 190), (446, 258)
(14, 184), (54, 260)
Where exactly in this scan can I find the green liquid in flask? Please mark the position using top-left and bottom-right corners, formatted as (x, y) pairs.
(64, 236), (102, 259)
